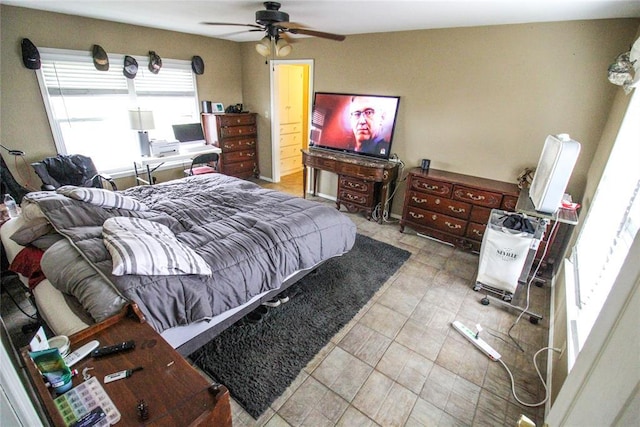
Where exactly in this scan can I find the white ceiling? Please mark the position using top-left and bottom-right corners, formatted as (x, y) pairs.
(5, 0), (640, 43)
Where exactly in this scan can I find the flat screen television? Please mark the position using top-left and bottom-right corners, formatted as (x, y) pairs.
(309, 92), (400, 160)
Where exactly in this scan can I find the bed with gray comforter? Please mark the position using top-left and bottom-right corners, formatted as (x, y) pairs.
(28, 173), (356, 334)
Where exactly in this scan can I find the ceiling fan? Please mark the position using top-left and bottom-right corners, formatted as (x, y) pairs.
(202, 1), (345, 57)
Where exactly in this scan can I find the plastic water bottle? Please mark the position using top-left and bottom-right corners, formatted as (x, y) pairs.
(3, 194), (18, 218)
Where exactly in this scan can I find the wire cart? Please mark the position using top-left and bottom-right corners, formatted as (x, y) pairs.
(473, 209), (547, 322)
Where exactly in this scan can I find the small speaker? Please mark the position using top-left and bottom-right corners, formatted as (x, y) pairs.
(201, 101), (212, 114)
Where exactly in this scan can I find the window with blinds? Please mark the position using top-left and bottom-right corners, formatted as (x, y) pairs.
(36, 48), (200, 174)
(567, 89), (639, 363)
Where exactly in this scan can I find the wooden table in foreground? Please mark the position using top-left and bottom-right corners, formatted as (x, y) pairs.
(21, 305), (231, 427)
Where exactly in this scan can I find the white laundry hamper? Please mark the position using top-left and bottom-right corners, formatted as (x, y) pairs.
(474, 210), (539, 300)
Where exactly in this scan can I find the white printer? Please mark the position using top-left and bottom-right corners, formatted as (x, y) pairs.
(150, 140), (179, 157)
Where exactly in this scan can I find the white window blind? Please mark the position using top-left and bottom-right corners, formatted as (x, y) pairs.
(568, 89), (640, 356)
(36, 48), (200, 174)
(42, 60), (129, 94)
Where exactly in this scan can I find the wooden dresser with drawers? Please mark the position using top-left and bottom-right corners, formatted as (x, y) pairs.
(400, 168), (520, 252)
(302, 149), (399, 223)
(201, 113), (259, 179)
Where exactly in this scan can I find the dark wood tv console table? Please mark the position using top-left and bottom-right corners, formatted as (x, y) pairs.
(302, 149), (399, 223)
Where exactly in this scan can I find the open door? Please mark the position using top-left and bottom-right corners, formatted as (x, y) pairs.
(270, 60), (313, 183)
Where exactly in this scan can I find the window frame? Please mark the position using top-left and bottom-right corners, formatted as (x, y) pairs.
(35, 47), (201, 177)
(564, 89), (639, 369)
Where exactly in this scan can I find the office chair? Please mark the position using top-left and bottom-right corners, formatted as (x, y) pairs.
(184, 152), (219, 176)
(31, 154), (117, 191)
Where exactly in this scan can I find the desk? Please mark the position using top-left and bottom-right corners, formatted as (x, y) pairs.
(21, 305), (231, 426)
(302, 149), (399, 223)
(134, 145), (222, 185)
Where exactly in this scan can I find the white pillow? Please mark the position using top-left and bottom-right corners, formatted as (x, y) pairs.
(103, 217), (212, 276)
(57, 186), (148, 211)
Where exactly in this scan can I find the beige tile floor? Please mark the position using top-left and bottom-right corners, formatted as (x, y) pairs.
(230, 171), (551, 427)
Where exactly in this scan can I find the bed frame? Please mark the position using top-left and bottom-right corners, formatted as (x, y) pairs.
(168, 260), (328, 356)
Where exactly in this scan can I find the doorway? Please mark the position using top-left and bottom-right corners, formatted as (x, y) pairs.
(269, 59), (313, 183)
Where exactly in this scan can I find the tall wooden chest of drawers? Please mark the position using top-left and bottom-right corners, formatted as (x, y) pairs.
(202, 113), (259, 179)
(400, 168), (520, 252)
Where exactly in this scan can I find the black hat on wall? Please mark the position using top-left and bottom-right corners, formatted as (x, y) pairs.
(148, 51), (162, 74)
(21, 38), (41, 70)
(92, 44), (109, 71)
(123, 55), (138, 79)
(191, 55), (205, 75)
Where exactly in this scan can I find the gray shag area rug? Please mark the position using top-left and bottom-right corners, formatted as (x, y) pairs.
(190, 233), (411, 419)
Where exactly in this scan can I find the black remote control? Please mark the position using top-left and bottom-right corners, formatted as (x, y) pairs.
(91, 340), (135, 358)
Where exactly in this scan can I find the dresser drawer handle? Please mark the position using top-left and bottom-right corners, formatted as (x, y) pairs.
(449, 206), (465, 213)
(409, 212), (424, 219)
(445, 222), (462, 229)
(466, 193), (485, 201)
(411, 196), (427, 204)
(472, 229), (483, 236)
(245, 152), (255, 157)
(420, 183), (438, 191)
(347, 182), (364, 189)
(432, 214), (437, 220)
(245, 141), (255, 146)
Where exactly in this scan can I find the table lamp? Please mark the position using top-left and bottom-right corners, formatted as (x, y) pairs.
(129, 109), (155, 156)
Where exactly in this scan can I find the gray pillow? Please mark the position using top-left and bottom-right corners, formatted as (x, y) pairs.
(41, 239), (128, 323)
(10, 217), (54, 246)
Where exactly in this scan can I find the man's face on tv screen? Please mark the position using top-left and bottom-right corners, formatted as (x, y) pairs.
(350, 97), (383, 144)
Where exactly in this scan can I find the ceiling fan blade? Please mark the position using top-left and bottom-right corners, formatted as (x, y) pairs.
(277, 21), (307, 30)
(201, 22), (263, 30)
(280, 32), (298, 44)
(287, 28), (345, 41)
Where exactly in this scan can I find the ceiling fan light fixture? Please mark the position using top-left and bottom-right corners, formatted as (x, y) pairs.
(275, 38), (292, 57)
(256, 36), (271, 57)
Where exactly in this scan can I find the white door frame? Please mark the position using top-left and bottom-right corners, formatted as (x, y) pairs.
(269, 59), (314, 183)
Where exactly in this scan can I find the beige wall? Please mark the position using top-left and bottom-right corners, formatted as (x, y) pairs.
(2, 5), (637, 199)
(241, 19), (639, 214)
(2, 5), (638, 198)
(1, 5), (243, 188)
